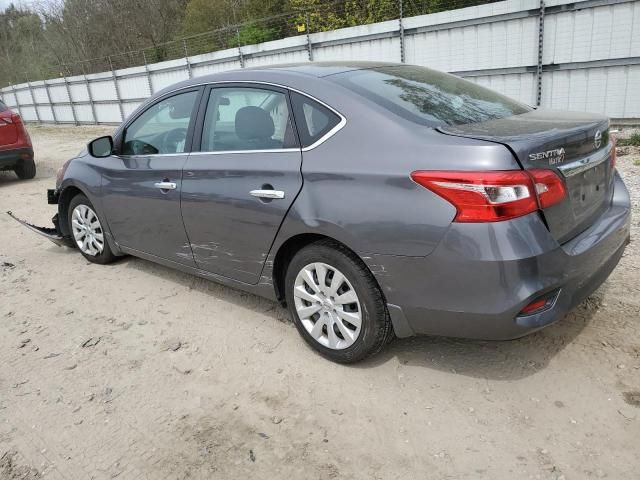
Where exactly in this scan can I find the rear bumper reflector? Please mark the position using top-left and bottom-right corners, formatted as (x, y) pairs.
(518, 290), (560, 317)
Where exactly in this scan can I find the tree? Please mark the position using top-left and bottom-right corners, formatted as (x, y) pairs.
(42, 0), (188, 69)
(180, 0), (286, 52)
(0, 5), (52, 85)
(0, 0), (494, 87)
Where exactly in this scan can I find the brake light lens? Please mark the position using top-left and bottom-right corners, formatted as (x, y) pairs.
(11, 113), (30, 142)
(411, 169), (566, 223)
(529, 169), (566, 209)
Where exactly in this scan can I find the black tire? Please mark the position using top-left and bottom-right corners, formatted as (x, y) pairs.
(284, 240), (393, 363)
(14, 158), (36, 180)
(67, 194), (117, 265)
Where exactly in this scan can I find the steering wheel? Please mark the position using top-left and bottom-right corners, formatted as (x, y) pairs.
(162, 128), (188, 153)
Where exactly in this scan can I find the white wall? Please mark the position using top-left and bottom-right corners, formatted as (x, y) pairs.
(2, 0), (639, 124)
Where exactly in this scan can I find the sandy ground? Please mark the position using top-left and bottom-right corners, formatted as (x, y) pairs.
(0, 124), (639, 480)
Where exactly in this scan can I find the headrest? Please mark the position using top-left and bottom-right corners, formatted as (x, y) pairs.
(235, 106), (275, 140)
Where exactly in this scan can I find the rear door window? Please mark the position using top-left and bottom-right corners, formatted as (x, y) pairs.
(329, 66), (531, 127)
(200, 87), (297, 152)
(0, 100), (7, 112)
(290, 92), (342, 148)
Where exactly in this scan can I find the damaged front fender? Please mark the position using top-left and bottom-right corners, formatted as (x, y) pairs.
(6, 211), (74, 248)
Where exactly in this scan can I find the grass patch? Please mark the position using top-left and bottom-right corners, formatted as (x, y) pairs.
(634, 159), (640, 167)
(618, 132), (640, 146)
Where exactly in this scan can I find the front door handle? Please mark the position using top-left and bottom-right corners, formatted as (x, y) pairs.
(154, 181), (177, 190)
(250, 189), (285, 199)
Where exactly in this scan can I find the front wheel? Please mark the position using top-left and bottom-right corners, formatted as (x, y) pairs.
(67, 194), (116, 264)
(284, 240), (393, 363)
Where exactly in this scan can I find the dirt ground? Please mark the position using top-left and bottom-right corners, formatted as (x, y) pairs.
(0, 124), (639, 480)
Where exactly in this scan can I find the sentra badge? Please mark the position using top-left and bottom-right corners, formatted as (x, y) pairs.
(529, 148), (566, 165)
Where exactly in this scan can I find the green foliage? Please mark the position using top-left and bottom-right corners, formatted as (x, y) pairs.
(288, 0), (472, 31)
(618, 133), (640, 147)
(234, 24), (280, 46)
(0, 5), (53, 84)
(0, 0), (495, 87)
(343, 0), (399, 26)
(287, 0), (398, 31)
(181, 0), (235, 37)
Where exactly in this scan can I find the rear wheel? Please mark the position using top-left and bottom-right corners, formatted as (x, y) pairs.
(284, 240), (393, 363)
(14, 158), (36, 179)
(67, 194), (116, 264)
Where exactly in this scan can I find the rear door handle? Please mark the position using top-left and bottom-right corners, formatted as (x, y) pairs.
(250, 189), (285, 199)
(154, 181), (177, 190)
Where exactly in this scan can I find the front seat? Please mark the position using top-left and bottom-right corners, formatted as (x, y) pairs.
(235, 106), (281, 150)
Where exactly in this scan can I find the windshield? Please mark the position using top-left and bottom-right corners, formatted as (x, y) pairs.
(329, 65), (531, 127)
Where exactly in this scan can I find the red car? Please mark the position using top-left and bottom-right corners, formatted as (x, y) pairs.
(0, 100), (35, 179)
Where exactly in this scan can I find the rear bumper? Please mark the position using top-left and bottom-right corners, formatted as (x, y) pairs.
(370, 171), (631, 339)
(0, 147), (33, 169)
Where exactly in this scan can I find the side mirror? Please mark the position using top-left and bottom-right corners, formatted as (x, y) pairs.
(88, 136), (114, 158)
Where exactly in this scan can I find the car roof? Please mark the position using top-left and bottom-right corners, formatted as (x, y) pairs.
(154, 61), (403, 97)
(242, 61), (400, 77)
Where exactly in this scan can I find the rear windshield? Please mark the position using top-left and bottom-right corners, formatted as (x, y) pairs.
(329, 66), (531, 127)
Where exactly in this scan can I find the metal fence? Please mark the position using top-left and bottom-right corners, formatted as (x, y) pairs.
(5, 0), (504, 81)
(2, 0), (639, 124)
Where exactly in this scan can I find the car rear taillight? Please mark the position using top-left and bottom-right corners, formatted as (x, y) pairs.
(528, 169), (566, 209)
(11, 113), (31, 142)
(411, 169), (566, 223)
(411, 171), (536, 222)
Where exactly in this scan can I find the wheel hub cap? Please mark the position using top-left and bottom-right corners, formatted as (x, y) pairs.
(293, 262), (362, 350)
(321, 297), (334, 310)
(71, 204), (105, 256)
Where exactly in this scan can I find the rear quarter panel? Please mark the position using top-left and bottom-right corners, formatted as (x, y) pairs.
(275, 85), (522, 257)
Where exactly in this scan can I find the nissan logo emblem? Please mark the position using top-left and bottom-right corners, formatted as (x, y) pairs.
(594, 130), (602, 149)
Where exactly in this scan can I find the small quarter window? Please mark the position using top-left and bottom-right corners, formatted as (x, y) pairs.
(290, 92), (341, 148)
(201, 87), (297, 152)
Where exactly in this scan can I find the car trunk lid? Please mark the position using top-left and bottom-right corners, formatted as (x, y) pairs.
(438, 109), (613, 243)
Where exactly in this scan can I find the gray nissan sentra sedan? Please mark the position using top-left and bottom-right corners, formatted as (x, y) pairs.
(10, 62), (631, 363)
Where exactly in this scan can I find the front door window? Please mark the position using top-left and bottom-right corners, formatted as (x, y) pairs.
(122, 91), (198, 155)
